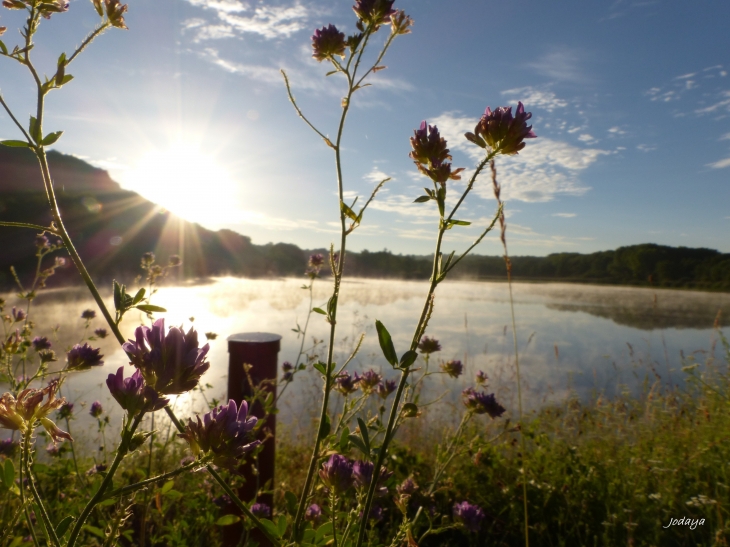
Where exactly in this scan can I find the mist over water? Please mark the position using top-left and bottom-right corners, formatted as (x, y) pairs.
(3, 278), (728, 438)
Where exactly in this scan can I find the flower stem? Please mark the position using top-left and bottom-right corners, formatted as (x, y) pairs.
(23, 428), (61, 547)
(331, 491), (339, 547)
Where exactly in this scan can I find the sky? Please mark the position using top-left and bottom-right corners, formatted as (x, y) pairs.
(0, 0), (729, 257)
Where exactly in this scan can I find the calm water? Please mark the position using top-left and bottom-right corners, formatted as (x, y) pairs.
(3, 278), (729, 437)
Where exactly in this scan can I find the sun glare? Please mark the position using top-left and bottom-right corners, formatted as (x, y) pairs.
(121, 142), (240, 226)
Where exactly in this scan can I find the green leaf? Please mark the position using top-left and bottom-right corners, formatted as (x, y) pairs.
(59, 74), (74, 86)
(348, 434), (367, 456)
(312, 307), (327, 316)
(29, 116), (40, 143)
(277, 514), (287, 537)
(340, 201), (358, 222)
(375, 320), (398, 366)
(326, 295), (336, 318)
(3, 459), (13, 488)
(399, 350), (418, 369)
(41, 131), (63, 146)
(285, 490), (298, 517)
(160, 480), (174, 494)
(313, 362), (326, 375)
(325, 70), (338, 76)
(413, 195), (430, 203)
(8, 538), (23, 547)
(402, 403), (419, 418)
(318, 415), (331, 440)
(84, 525), (105, 539)
(315, 521), (333, 543)
(97, 498), (116, 507)
(339, 426), (350, 452)
(0, 140), (30, 148)
(135, 304), (167, 313)
(216, 514), (241, 526)
(259, 518), (281, 539)
(357, 417), (370, 454)
(113, 280), (123, 311)
(55, 516), (74, 538)
(132, 287), (146, 305)
(0, 40), (8, 55)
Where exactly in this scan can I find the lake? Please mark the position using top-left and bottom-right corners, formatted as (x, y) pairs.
(2, 277), (729, 438)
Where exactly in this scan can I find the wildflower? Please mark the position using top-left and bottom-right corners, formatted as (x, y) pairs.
(0, 438), (18, 457)
(46, 443), (60, 457)
(251, 503), (271, 518)
(38, 350), (57, 364)
(212, 494), (231, 507)
(312, 24), (346, 62)
(168, 255), (181, 267)
(141, 252), (155, 266)
(104, 0), (128, 29)
(106, 367), (169, 415)
(390, 9), (413, 35)
(94, 328), (108, 339)
(81, 309), (96, 320)
(319, 454), (353, 494)
(11, 307), (26, 322)
(396, 477), (418, 495)
(89, 401), (103, 418)
(3, 330), (21, 353)
(282, 361), (293, 372)
(178, 399), (260, 471)
(475, 370), (488, 385)
(180, 455), (196, 467)
(309, 254), (325, 269)
(462, 388), (505, 418)
(56, 402), (73, 420)
(32, 337), (52, 351)
(123, 318), (210, 395)
(354, 369), (382, 393)
(0, 380), (72, 443)
(465, 102), (537, 156)
(66, 343), (104, 370)
(87, 463), (107, 476)
(305, 503), (322, 523)
(453, 501), (485, 532)
(376, 379), (397, 399)
(409, 122), (464, 185)
(440, 359), (463, 378)
(352, 0), (396, 28)
(334, 372), (358, 395)
(417, 335), (441, 355)
(35, 234), (49, 250)
(352, 460), (392, 495)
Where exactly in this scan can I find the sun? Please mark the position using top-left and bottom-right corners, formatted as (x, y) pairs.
(121, 142), (240, 227)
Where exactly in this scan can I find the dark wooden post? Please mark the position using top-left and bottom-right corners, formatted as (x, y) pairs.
(224, 332), (281, 547)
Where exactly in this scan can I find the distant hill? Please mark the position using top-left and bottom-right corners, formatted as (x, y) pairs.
(0, 147), (728, 291)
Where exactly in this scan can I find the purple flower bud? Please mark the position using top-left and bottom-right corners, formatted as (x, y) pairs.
(0, 438), (18, 457)
(54, 257), (66, 268)
(178, 399), (260, 471)
(87, 463), (107, 476)
(352, 0), (396, 27)
(305, 503), (322, 523)
(462, 388), (505, 418)
(376, 379), (397, 399)
(311, 24), (346, 62)
(334, 372), (358, 395)
(56, 402), (73, 420)
(212, 494), (231, 508)
(417, 336), (441, 355)
(94, 328), (108, 339)
(32, 337), (52, 351)
(251, 503), (271, 518)
(89, 401), (103, 418)
(282, 361), (293, 372)
(66, 343), (104, 370)
(475, 370), (488, 385)
(46, 443), (61, 457)
(352, 460), (392, 495)
(81, 309), (96, 320)
(11, 307), (26, 323)
(38, 350), (57, 364)
(122, 318), (210, 395)
(104, 0), (128, 29)
(440, 359), (463, 379)
(465, 102), (537, 156)
(354, 369), (381, 393)
(106, 367), (169, 415)
(318, 454), (353, 494)
(282, 371), (293, 382)
(409, 123), (465, 185)
(396, 477), (417, 495)
(453, 501), (485, 532)
(35, 234), (49, 250)
(141, 252), (155, 266)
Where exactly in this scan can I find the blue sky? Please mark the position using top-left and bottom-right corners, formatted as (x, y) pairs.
(1, 0), (728, 256)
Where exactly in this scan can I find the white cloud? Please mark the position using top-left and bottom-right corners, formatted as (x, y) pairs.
(720, 133), (730, 141)
(363, 168), (392, 184)
(552, 213), (577, 218)
(695, 91), (730, 114)
(607, 126), (627, 135)
(637, 144), (656, 152)
(577, 134), (595, 143)
(429, 111), (609, 203)
(708, 158), (730, 169)
(526, 47), (587, 83)
(675, 72), (696, 80)
(182, 0), (311, 41)
(500, 86), (568, 112)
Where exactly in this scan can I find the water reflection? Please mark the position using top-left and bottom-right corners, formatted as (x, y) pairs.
(2, 278), (728, 436)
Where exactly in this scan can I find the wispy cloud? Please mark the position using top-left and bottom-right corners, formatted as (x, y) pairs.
(708, 157), (730, 169)
(430, 111), (609, 202)
(181, 0), (311, 41)
(695, 90), (730, 115)
(363, 168), (392, 184)
(552, 213), (577, 218)
(607, 126), (627, 136)
(636, 143), (657, 152)
(526, 47), (588, 83)
(500, 86), (568, 112)
(721, 132), (730, 141)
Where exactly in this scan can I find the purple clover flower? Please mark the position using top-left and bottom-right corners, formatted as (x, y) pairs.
(396, 477), (417, 495)
(81, 309), (96, 320)
(11, 307), (26, 323)
(56, 402), (73, 420)
(66, 343), (104, 371)
(376, 379), (397, 399)
(440, 359), (463, 378)
(352, 460), (392, 495)
(318, 454), (353, 494)
(462, 388), (506, 418)
(354, 369), (382, 393)
(282, 361), (293, 372)
(32, 337), (52, 351)
(89, 401), (103, 418)
(0, 438), (18, 457)
(251, 503), (271, 518)
(106, 367), (168, 415)
(311, 24), (346, 62)
(178, 399), (260, 471)
(122, 318), (210, 395)
(94, 328), (108, 339)
(475, 370), (488, 385)
(352, 0), (396, 27)
(409, 122), (465, 185)
(46, 443), (61, 457)
(305, 503), (322, 523)
(417, 336), (441, 355)
(35, 234), (49, 250)
(453, 501), (485, 533)
(334, 372), (358, 395)
(465, 102), (537, 156)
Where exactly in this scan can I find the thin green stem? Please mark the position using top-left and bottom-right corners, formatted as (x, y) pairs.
(23, 428), (61, 547)
(65, 23), (110, 66)
(0, 94), (33, 143)
(103, 458), (204, 500)
(0, 221), (55, 232)
(331, 491), (339, 547)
